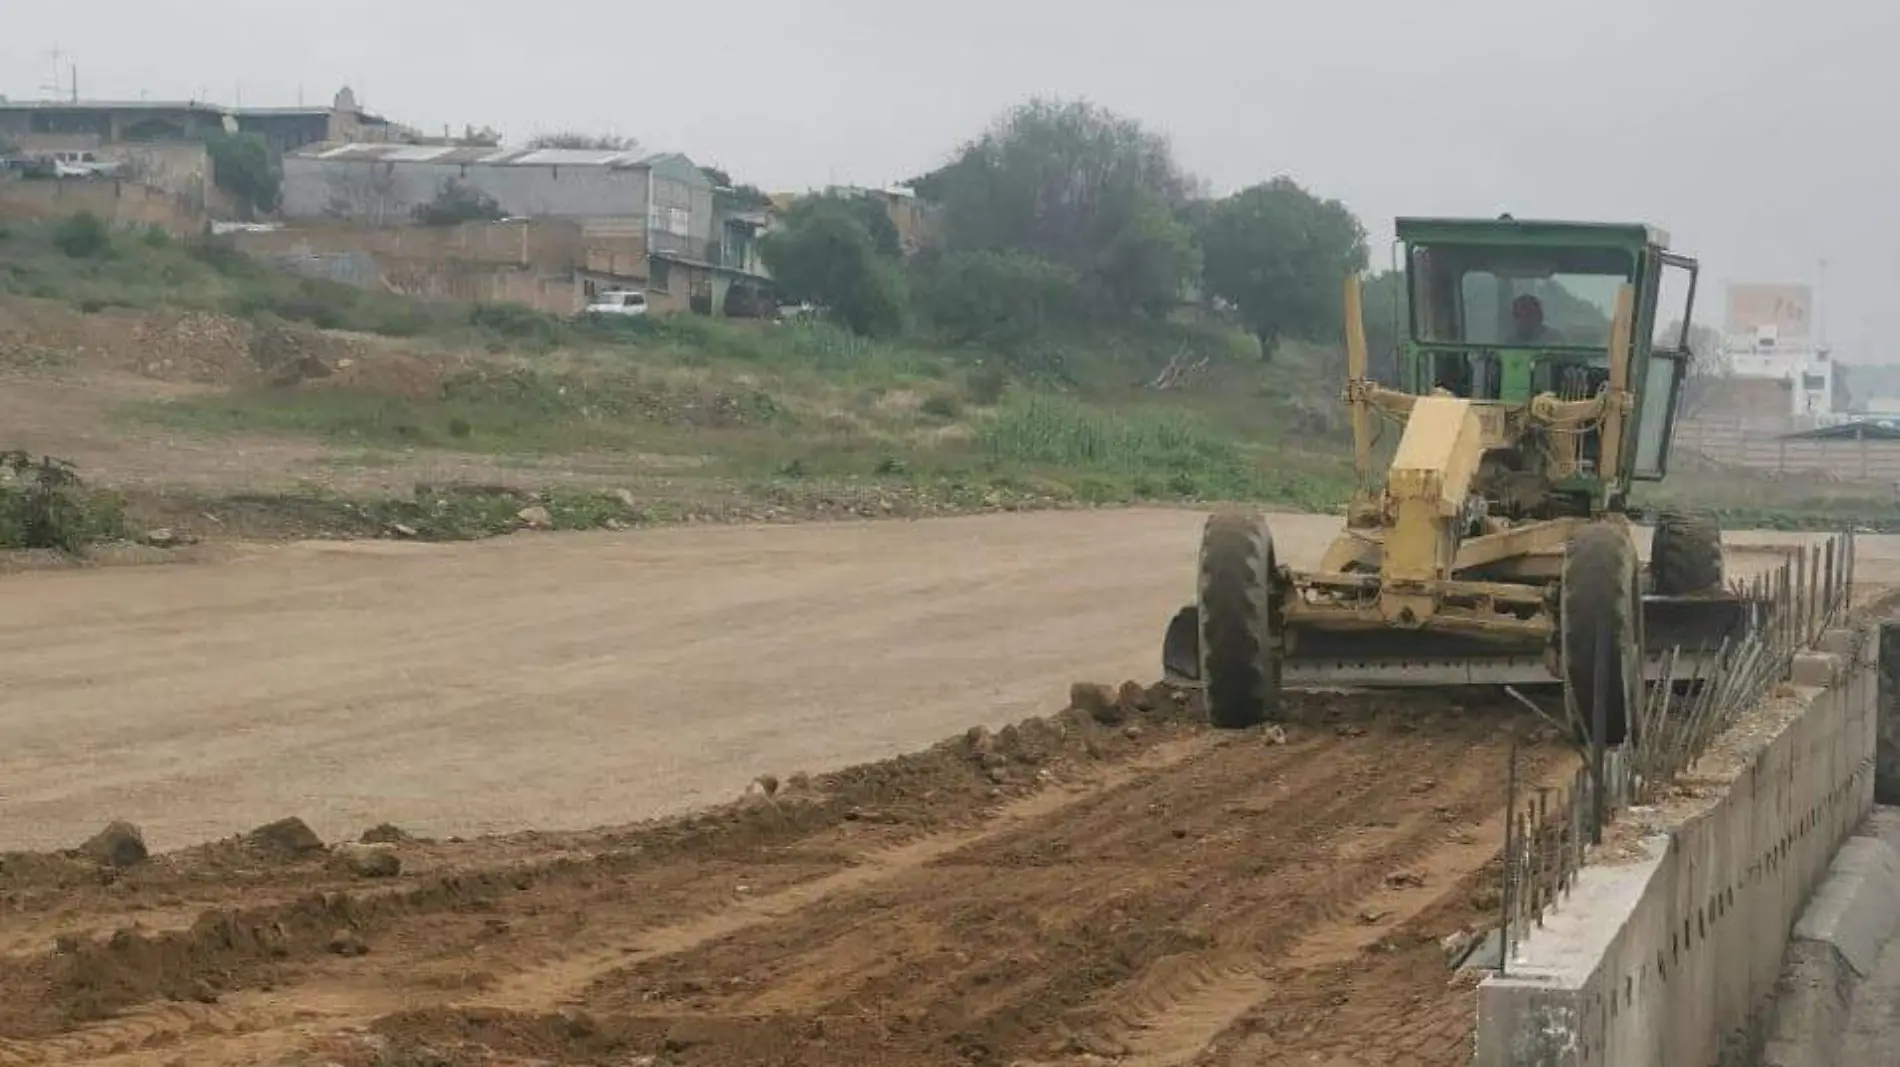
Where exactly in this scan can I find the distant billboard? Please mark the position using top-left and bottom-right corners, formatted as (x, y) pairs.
(1725, 283), (1813, 339)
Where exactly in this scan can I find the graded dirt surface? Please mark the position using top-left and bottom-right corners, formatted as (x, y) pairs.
(4, 507), (1884, 853)
(0, 682), (1575, 1067)
(2, 507), (1886, 1066)
(0, 508), (1234, 851)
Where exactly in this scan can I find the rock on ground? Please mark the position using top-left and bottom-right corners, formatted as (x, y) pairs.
(244, 817), (326, 858)
(77, 821), (147, 869)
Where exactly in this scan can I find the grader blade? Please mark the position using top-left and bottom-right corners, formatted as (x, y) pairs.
(1161, 591), (1760, 692)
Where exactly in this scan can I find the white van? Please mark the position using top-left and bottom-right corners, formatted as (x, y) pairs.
(584, 290), (649, 317)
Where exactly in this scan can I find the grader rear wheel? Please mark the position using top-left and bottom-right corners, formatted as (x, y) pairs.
(1197, 510), (1282, 730)
(1561, 522), (1645, 747)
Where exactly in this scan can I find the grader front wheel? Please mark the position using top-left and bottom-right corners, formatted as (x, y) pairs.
(1560, 523), (1645, 747)
(1651, 507), (1724, 595)
(1197, 511), (1283, 730)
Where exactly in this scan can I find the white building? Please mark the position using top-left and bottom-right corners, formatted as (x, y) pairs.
(1720, 282), (1835, 418)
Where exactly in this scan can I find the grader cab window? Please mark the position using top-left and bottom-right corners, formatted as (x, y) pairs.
(1410, 244), (1633, 350)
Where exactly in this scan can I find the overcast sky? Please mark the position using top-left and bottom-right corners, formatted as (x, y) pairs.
(7, 0), (1898, 359)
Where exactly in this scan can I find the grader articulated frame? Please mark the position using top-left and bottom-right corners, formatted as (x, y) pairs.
(1162, 217), (1755, 745)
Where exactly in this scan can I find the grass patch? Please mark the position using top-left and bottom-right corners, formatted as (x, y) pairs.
(123, 367), (790, 456)
(975, 393), (1350, 506)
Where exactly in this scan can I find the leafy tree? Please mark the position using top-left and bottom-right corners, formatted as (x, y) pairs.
(833, 193), (902, 258)
(912, 250), (1082, 347)
(1199, 177), (1368, 355)
(414, 180), (504, 226)
(760, 197), (908, 337)
(916, 98), (1200, 313)
(526, 132), (640, 152)
(1666, 320), (1730, 418)
(1358, 269), (1410, 384)
(701, 165), (774, 214)
(204, 130), (281, 219)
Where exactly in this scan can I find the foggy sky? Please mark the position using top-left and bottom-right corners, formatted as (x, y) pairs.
(7, 0), (1897, 360)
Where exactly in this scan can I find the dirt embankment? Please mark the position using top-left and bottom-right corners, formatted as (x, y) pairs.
(0, 681), (1568, 1067)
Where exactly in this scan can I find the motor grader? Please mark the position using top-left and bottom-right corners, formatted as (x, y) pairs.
(1162, 216), (1752, 745)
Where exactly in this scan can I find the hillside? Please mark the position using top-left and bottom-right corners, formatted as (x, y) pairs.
(0, 215), (1356, 548)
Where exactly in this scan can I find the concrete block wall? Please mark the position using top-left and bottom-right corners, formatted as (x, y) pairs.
(1878, 622), (1900, 806)
(1475, 628), (1878, 1066)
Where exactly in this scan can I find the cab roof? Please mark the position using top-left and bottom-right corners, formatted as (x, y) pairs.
(1396, 216), (1669, 251)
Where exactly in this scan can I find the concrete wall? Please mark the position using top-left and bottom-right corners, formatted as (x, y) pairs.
(227, 217), (649, 315)
(0, 177), (205, 235)
(1476, 627), (1878, 1067)
(230, 218), (595, 270)
(281, 156), (652, 224)
(1879, 623), (1900, 806)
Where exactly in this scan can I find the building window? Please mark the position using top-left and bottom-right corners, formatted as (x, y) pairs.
(647, 205), (691, 237)
(651, 258), (671, 292)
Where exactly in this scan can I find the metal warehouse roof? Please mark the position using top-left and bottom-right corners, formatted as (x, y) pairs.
(299, 142), (658, 167)
(1783, 419), (1900, 441)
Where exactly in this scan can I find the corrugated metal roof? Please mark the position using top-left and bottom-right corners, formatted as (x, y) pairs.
(1783, 420), (1900, 441)
(298, 142), (659, 167)
(0, 99), (223, 112)
(511, 148), (647, 166)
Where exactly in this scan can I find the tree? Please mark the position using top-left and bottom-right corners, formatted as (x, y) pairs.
(760, 197), (908, 337)
(917, 98), (1200, 314)
(1199, 177), (1368, 355)
(413, 179), (504, 226)
(204, 130), (281, 220)
(1358, 269), (1411, 384)
(912, 249), (1082, 348)
(526, 132), (640, 152)
(833, 193), (902, 258)
(1667, 320), (1731, 419)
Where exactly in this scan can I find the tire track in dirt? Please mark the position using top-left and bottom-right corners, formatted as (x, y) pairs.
(468, 736), (1210, 1013)
(538, 698), (1557, 1067)
(0, 683), (1565, 1067)
(0, 685), (1210, 1067)
(1112, 750), (1580, 1066)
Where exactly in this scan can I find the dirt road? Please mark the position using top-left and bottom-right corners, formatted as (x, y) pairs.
(0, 508), (1351, 852)
(0, 684), (1573, 1067)
(4, 509), (1883, 853)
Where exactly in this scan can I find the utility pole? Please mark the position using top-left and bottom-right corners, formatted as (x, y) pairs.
(41, 45), (65, 100)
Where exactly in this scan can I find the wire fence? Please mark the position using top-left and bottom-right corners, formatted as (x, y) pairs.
(1495, 531), (1858, 971)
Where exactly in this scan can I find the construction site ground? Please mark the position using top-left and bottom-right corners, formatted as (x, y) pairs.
(4, 509), (1889, 1067)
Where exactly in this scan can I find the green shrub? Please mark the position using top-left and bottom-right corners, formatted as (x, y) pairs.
(0, 452), (126, 552)
(966, 364), (1009, 405)
(470, 303), (568, 348)
(51, 212), (113, 259)
(920, 392), (964, 419)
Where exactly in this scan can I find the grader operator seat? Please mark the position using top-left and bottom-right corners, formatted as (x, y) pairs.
(1164, 216), (1744, 750)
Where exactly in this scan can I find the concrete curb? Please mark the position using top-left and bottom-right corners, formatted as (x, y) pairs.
(1758, 812), (1900, 1067)
(1474, 618), (1881, 1066)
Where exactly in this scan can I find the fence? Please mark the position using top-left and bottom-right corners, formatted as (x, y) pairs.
(1677, 418), (1900, 482)
(1495, 531), (1858, 969)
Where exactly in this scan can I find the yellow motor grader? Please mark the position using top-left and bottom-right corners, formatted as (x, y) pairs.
(1161, 216), (1753, 745)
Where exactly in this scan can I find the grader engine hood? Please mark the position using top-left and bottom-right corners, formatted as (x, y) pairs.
(1378, 394), (1487, 624)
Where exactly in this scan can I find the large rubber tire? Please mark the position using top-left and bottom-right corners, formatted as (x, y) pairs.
(1197, 511), (1281, 730)
(1561, 523), (1644, 747)
(1650, 508), (1724, 596)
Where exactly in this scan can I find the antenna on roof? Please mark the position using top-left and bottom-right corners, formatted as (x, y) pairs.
(41, 44), (65, 101)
